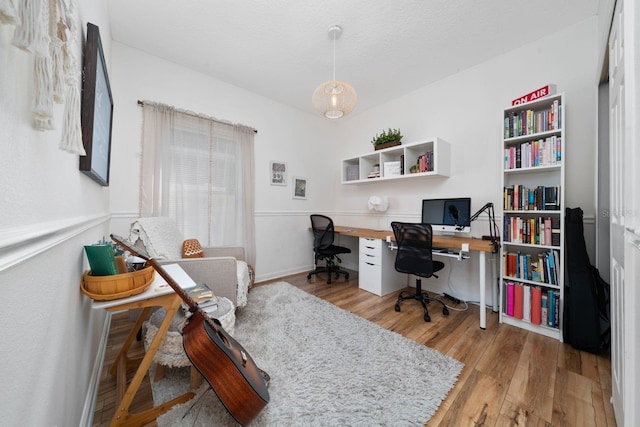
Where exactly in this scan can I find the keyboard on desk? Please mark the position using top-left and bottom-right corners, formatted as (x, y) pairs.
(432, 247), (457, 255)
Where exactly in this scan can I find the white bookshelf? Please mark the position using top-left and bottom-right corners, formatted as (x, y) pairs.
(341, 138), (450, 184)
(499, 93), (565, 341)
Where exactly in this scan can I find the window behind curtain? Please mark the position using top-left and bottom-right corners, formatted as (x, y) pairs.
(139, 102), (256, 266)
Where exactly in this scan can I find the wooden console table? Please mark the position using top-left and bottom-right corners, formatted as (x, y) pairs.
(91, 276), (196, 427)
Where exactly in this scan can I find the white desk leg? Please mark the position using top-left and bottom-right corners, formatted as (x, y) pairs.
(492, 253), (498, 313)
(479, 251), (486, 329)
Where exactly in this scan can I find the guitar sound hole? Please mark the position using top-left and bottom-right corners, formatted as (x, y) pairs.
(217, 329), (230, 348)
(203, 317), (231, 349)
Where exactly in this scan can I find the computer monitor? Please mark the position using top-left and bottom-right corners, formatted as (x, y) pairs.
(421, 197), (472, 233)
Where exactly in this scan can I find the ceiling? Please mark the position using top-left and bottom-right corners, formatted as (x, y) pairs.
(107, 0), (601, 118)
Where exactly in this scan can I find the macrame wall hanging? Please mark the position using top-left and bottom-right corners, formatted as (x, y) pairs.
(0, 0), (20, 25)
(2, 0), (85, 155)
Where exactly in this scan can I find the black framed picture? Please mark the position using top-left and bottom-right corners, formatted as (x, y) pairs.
(79, 22), (113, 186)
(292, 176), (307, 199)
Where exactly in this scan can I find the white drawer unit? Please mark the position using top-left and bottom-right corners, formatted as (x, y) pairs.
(358, 237), (406, 296)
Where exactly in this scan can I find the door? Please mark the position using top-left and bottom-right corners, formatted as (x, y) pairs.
(608, 0), (639, 425)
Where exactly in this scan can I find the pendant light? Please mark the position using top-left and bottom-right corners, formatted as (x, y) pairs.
(312, 25), (357, 119)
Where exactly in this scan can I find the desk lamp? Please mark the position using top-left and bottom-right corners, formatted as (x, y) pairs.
(368, 195), (389, 230)
(467, 202), (501, 253)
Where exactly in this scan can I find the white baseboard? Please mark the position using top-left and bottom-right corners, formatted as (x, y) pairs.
(79, 313), (112, 427)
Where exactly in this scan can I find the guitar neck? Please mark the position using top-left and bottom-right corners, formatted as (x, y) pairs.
(146, 258), (198, 309)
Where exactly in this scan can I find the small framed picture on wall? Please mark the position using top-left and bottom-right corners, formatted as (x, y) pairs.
(270, 161), (287, 186)
(293, 176), (307, 199)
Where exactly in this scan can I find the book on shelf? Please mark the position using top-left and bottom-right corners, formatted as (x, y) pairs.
(544, 186), (560, 210)
(544, 217), (552, 246)
(506, 282), (515, 316)
(541, 293), (548, 326)
(513, 284), (524, 319)
(531, 287), (542, 325)
(523, 284), (532, 322)
(547, 290), (556, 328)
(551, 216), (561, 246)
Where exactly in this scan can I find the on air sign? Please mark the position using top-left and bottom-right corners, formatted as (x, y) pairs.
(512, 84), (557, 106)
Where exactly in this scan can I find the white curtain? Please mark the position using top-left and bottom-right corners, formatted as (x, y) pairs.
(139, 101), (256, 266)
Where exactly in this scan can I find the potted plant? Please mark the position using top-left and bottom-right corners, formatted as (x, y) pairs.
(371, 128), (403, 151)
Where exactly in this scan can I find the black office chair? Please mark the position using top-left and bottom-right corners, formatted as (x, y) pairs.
(391, 222), (449, 322)
(307, 214), (351, 284)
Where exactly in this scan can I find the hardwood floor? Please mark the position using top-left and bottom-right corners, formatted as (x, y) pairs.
(92, 271), (616, 426)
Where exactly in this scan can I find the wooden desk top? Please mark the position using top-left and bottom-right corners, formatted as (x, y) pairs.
(333, 225), (495, 253)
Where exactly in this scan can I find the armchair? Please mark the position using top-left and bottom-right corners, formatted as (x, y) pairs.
(128, 217), (251, 308)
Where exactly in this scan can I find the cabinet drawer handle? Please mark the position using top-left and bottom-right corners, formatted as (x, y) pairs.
(365, 262), (375, 266)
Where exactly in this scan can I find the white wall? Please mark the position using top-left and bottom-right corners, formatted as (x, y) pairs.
(0, 1), (113, 425)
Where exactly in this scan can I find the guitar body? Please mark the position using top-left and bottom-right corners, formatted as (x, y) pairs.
(182, 311), (269, 426)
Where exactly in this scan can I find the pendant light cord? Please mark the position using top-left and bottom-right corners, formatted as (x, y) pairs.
(332, 31), (336, 83)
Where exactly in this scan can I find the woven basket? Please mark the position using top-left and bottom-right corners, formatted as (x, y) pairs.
(81, 266), (155, 301)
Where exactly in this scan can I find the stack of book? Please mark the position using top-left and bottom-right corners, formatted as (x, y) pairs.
(184, 283), (219, 315)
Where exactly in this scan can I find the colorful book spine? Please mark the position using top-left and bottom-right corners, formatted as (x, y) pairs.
(523, 284), (531, 322)
(513, 284), (524, 319)
(531, 287), (542, 325)
(541, 293), (548, 326)
(547, 290), (555, 327)
(506, 282), (515, 316)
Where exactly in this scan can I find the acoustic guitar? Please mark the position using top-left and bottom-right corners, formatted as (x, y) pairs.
(110, 234), (269, 426)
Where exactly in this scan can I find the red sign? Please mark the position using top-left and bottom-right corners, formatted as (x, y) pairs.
(512, 84), (557, 106)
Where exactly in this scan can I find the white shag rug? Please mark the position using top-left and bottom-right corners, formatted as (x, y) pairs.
(154, 282), (463, 426)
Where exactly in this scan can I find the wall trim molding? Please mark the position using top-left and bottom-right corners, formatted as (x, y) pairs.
(0, 213), (110, 272)
(112, 209), (597, 225)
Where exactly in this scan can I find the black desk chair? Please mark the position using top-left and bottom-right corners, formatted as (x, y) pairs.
(391, 222), (449, 322)
(307, 214), (351, 284)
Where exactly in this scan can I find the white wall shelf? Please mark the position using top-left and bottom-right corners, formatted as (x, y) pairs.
(341, 138), (450, 184)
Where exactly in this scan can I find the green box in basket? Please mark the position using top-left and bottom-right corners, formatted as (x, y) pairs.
(84, 244), (119, 276)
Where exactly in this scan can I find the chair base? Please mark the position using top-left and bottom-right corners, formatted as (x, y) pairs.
(395, 279), (449, 322)
(307, 260), (350, 285)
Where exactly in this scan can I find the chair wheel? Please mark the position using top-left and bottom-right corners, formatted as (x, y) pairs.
(327, 278), (332, 284)
(307, 273), (311, 279)
(424, 314), (431, 322)
(443, 307), (450, 316)
(395, 304), (401, 312)
(345, 274), (349, 280)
